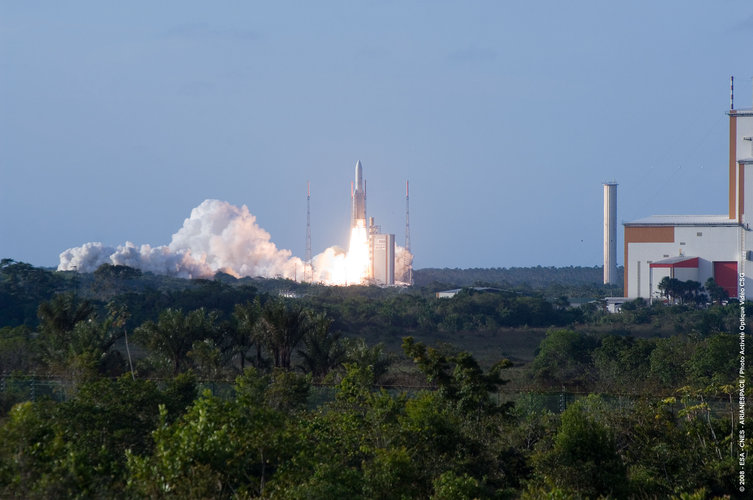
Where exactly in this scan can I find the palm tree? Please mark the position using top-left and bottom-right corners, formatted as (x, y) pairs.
(297, 313), (345, 380)
(37, 293), (95, 370)
(232, 299), (263, 371)
(37, 292), (94, 337)
(258, 300), (312, 369)
(342, 338), (392, 382)
(36, 294), (128, 380)
(135, 308), (219, 375)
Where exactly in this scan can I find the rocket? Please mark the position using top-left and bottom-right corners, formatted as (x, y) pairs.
(351, 160), (366, 227)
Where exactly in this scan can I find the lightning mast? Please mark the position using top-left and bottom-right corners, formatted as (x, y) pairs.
(405, 180), (413, 285)
(305, 181), (312, 282)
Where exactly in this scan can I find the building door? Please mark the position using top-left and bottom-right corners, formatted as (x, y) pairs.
(713, 261), (738, 298)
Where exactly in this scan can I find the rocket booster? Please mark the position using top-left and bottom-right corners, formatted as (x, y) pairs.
(352, 160), (366, 227)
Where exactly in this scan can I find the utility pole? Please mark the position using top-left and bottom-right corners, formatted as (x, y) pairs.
(405, 180), (413, 285)
(305, 181), (312, 282)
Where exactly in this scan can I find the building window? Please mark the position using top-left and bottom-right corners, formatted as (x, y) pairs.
(697, 232), (702, 237)
(680, 242), (686, 245)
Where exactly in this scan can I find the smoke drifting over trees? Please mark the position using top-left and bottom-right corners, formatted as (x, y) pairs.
(58, 199), (412, 284)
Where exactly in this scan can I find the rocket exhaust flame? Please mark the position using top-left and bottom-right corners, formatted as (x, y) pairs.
(345, 222), (370, 285)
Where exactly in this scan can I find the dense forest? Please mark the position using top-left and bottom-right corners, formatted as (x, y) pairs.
(413, 265), (624, 292)
(0, 259), (748, 498)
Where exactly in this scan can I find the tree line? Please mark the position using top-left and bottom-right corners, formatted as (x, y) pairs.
(0, 260), (749, 497)
(0, 340), (746, 498)
(0, 294), (747, 497)
(1, 261), (596, 341)
(529, 328), (742, 394)
(0, 292), (391, 394)
(413, 265), (623, 290)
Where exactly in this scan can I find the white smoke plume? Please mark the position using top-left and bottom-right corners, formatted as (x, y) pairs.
(59, 200), (305, 280)
(58, 199), (414, 285)
(395, 244), (414, 284)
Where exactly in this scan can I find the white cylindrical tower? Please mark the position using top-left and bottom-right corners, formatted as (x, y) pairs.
(603, 182), (618, 285)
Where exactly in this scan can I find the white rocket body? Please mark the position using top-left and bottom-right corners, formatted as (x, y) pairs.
(352, 160), (366, 227)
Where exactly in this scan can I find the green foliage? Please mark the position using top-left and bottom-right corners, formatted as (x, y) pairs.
(187, 338), (223, 379)
(35, 293), (125, 381)
(649, 336), (693, 389)
(0, 260), (748, 498)
(402, 336), (511, 416)
(399, 392), (463, 477)
(686, 334), (738, 386)
(127, 369), (298, 498)
(0, 343), (744, 498)
(37, 292), (95, 340)
(0, 400), (59, 497)
(134, 307), (220, 376)
(302, 285), (584, 341)
(658, 277), (707, 306)
(258, 299), (313, 369)
(0, 325), (35, 374)
(342, 338), (392, 383)
(93, 264), (142, 281)
(0, 376), (195, 498)
(530, 329), (597, 389)
(535, 330), (744, 394)
(362, 446), (420, 500)
(264, 369), (311, 412)
(231, 298), (262, 370)
(592, 335), (654, 392)
(414, 265), (623, 291)
(705, 277), (729, 305)
(0, 259), (66, 327)
(431, 471), (484, 500)
(274, 461), (364, 499)
(93, 264), (143, 299)
(126, 397), (237, 498)
(532, 397), (628, 497)
(616, 395), (739, 497)
(297, 312), (345, 380)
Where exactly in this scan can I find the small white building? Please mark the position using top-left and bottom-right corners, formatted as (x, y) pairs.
(371, 233), (395, 286)
(624, 91), (753, 300)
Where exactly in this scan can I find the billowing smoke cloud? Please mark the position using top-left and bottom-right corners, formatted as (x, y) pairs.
(59, 200), (304, 280)
(58, 199), (414, 285)
(395, 245), (413, 284)
(310, 246), (348, 284)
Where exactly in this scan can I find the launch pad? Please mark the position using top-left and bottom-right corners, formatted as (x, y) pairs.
(350, 160), (396, 286)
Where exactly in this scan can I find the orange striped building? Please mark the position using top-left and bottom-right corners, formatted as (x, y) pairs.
(624, 88), (753, 300)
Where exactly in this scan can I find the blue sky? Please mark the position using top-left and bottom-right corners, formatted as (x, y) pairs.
(2, 1), (753, 270)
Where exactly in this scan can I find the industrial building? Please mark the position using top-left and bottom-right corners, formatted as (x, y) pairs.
(603, 182), (618, 285)
(623, 78), (753, 300)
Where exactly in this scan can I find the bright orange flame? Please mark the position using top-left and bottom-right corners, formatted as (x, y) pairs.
(309, 222), (371, 285)
(345, 222), (370, 285)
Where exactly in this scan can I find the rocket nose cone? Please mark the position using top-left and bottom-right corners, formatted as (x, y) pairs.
(355, 160), (363, 186)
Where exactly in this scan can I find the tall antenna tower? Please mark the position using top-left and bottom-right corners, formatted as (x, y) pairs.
(305, 181), (312, 282)
(730, 75), (734, 110)
(405, 180), (413, 285)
